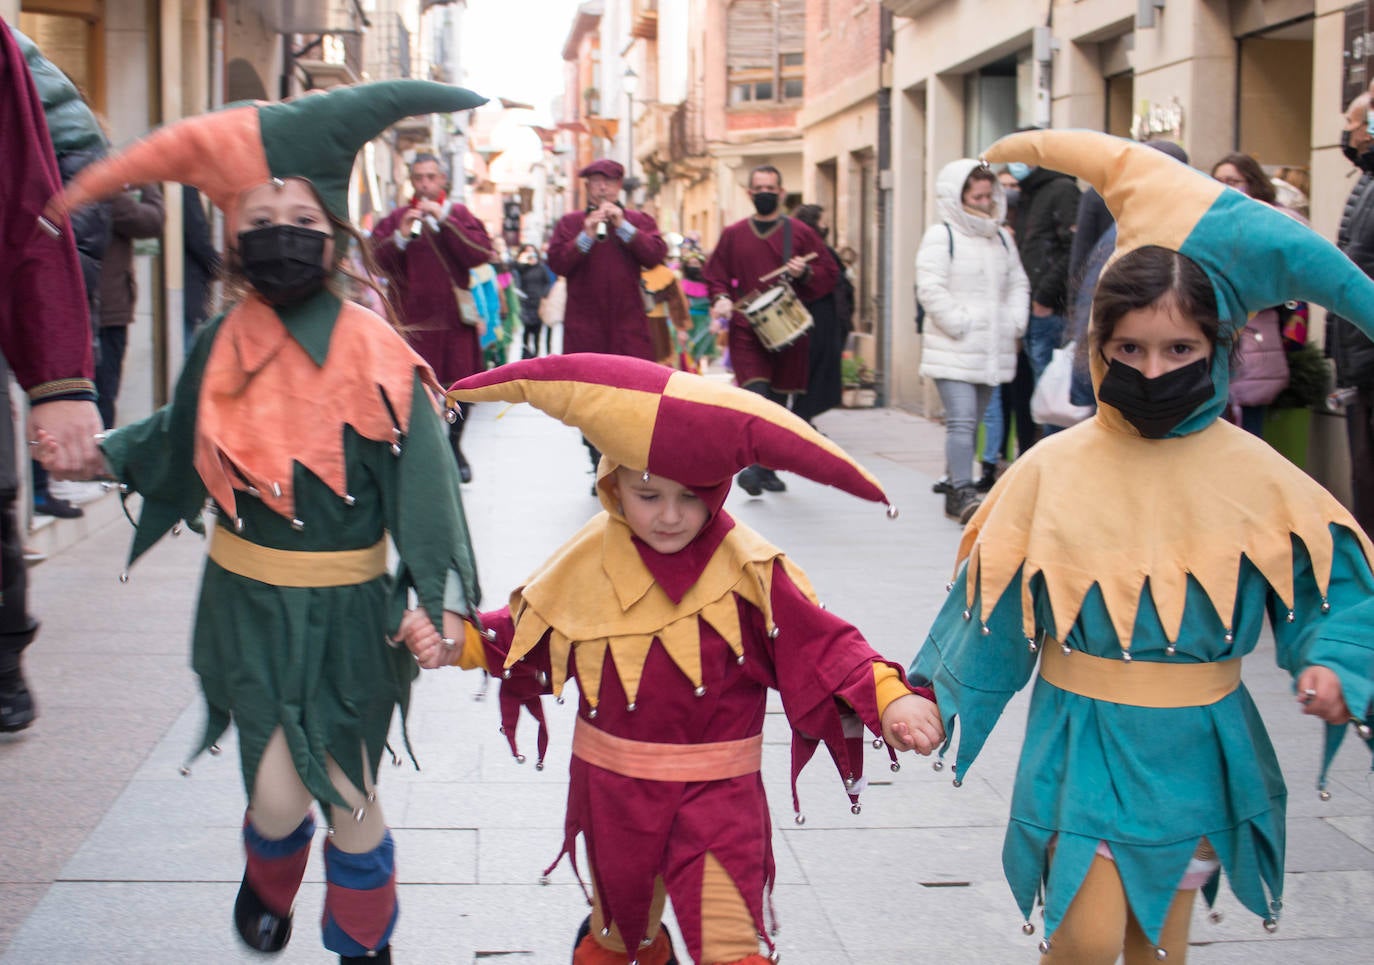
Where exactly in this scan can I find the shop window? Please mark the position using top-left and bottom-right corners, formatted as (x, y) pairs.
(727, 0), (804, 107)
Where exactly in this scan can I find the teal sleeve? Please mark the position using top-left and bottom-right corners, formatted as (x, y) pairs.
(1271, 525), (1374, 786)
(909, 561), (1038, 780)
(385, 374), (481, 634)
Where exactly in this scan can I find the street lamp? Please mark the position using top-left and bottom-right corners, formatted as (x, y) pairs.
(623, 65), (639, 197)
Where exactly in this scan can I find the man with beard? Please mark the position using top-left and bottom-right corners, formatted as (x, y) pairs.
(371, 153), (494, 483)
(704, 166), (836, 495)
(547, 159), (668, 484)
(1330, 87), (1374, 534)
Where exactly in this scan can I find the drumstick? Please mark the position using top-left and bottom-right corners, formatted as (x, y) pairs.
(757, 251), (817, 285)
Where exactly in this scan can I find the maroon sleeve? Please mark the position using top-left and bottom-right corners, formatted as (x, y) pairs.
(473, 605), (554, 766)
(0, 22), (95, 396)
(435, 202), (495, 271)
(622, 211), (667, 269)
(702, 224), (736, 302)
(790, 219), (838, 302)
(546, 213), (587, 278)
(369, 208), (405, 278)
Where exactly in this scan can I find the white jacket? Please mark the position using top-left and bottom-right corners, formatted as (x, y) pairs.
(917, 158), (1030, 385)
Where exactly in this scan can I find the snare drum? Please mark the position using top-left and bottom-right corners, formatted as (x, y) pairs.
(742, 284), (813, 352)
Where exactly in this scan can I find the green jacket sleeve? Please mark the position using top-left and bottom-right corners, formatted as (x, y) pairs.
(99, 316), (220, 569)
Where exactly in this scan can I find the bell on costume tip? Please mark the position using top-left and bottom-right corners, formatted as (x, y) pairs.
(885, 504), (899, 519)
(539, 874), (551, 885)
(794, 813), (805, 825)
(1208, 910), (1223, 924)
(890, 761), (901, 772)
(872, 738), (883, 749)
(515, 754), (526, 764)
(1262, 917), (1278, 933)
(932, 759), (944, 771)
(1355, 721), (1372, 741)
(850, 803), (862, 815)
(952, 778), (963, 788)
(1037, 939), (1051, 954)
(352, 806), (366, 823)
(208, 744), (222, 756)
(119, 571), (130, 584)
(271, 482), (282, 498)
(1021, 922), (1035, 936)
(768, 625), (780, 639)
(344, 493), (356, 506)
(1154, 947), (1167, 960)
(445, 407), (459, 424)
(693, 685), (706, 697)
(171, 522), (183, 537)
(535, 758), (545, 771)
(290, 518), (304, 531)
(178, 764), (192, 777)
(366, 789), (377, 804)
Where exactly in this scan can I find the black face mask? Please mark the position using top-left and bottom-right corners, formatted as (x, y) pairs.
(1097, 357), (1214, 438)
(751, 191), (780, 217)
(1341, 129), (1374, 174)
(236, 224), (330, 306)
(682, 264), (704, 281)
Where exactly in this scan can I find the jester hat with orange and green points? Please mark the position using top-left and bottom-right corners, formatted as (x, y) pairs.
(984, 129), (1374, 341)
(447, 354), (896, 512)
(49, 80), (486, 229)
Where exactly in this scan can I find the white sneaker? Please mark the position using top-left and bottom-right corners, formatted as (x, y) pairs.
(46, 480), (106, 505)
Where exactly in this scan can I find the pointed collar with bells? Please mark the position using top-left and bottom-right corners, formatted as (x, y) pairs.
(194, 290), (442, 525)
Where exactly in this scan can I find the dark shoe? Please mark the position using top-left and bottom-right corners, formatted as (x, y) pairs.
(0, 671), (35, 733)
(931, 475), (953, 495)
(341, 949), (391, 965)
(757, 467), (786, 493)
(944, 485), (983, 525)
(975, 461), (998, 493)
(457, 452), (473, 484)
(33, 495), (82, 519)
(233, 873), (293, 953)
(737, 465), (764, 497)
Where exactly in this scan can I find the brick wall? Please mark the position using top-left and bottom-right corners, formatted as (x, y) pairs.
(807, 0), (882, 99)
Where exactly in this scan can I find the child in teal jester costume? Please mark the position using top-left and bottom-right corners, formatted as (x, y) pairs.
(911, 130), (1374, 963)
(37, 81), (486, 963)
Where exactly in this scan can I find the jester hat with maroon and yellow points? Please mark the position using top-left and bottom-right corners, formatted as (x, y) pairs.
(47, 79), (486, 229)
(446, 353), (894, 511)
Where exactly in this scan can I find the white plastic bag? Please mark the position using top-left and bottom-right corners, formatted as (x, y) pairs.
(1030, 341), (1095, 428)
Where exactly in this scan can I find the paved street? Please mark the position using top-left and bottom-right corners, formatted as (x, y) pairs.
(2, 397), (1373, 964)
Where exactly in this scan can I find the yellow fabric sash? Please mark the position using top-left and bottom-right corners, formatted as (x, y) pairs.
(209, 526), (387, 587)
(572, 717), (764, 781)
(1039, 642), (1241, 708)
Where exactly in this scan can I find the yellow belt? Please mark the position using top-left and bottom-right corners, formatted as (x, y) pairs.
(209, 526), (387, 587)
(1039, 641), (1241, 708)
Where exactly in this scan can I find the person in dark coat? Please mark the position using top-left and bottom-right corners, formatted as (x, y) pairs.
(790, 203), (852, 424)
(547, 158), (668, 482)
(1004, 149), (1080, 446)
(183, 185), (220, 353)
(1331, 88), (1374, 534)
(0, 16), (103, 733)
(511, 243), (552, 358)
(371, 153), (495, 483)
(96, 181), (165, 428)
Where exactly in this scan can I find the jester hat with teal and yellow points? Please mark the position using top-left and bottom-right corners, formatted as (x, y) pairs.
(447, 353), (896, 513)
(984, 130), (1374, 421)
(48, 79), (486, 232)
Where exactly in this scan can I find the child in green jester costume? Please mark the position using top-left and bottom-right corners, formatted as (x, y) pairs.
(35, 81), (486, 964)
(911, 130), (1374, 963)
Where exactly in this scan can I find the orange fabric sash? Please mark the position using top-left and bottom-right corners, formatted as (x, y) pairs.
(572, 718), (763, 782)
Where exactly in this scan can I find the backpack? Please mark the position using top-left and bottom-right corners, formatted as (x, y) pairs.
(914, 223), (1009, 334)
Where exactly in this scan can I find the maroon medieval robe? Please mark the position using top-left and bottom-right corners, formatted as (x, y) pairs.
(547, 209), (667, 359)
(371, 200), (494, 384)
(704, 217), (837, 393)
(1, 16), (95, 398)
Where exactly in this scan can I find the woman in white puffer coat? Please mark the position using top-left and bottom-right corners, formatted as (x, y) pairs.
(918, 159), (1030, 522)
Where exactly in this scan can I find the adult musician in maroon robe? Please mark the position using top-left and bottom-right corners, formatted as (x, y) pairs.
(704, 165), (837, 495)
(371, 153), (494, 482)
(546, 158), (668, 478)
(1, 15), (103, 732)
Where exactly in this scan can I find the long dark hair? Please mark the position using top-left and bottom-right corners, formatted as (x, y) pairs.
(1211, 152), (1277, 206)
(1090, 246), (1228, 359)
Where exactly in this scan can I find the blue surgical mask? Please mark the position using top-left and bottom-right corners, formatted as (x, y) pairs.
(1006, 162), (1032, 182)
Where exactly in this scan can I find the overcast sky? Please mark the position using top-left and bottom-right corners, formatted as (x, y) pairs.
(459, 0), (584, 122)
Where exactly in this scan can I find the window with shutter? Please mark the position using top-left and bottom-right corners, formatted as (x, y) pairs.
(726, 0), (805, 106)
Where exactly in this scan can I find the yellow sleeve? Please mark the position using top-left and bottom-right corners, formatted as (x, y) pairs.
(450, 621), (488, 671)
(874, 663), (915, 719)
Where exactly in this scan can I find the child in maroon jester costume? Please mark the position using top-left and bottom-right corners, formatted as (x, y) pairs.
(396, 353), (945, 965)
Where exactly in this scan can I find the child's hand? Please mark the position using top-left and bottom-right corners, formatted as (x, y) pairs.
(1296, 665), (1351, 725)
(30, 428), (62, 471)
(881, 693), (945, 756)
(394, 608), (453, 670)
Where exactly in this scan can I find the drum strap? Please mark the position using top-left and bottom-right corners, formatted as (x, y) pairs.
(782, 216), (793, 268)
